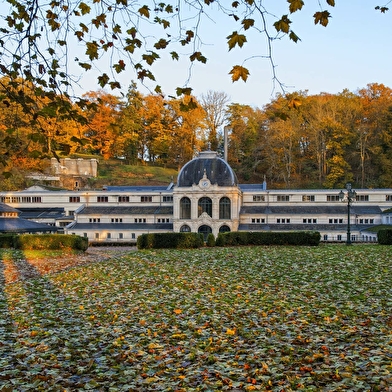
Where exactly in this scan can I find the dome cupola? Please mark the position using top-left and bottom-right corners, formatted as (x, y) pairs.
(177, 150), (238, 187)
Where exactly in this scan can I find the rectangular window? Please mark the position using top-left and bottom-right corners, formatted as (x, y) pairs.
(302, 195), (315, 202)
(31, 197), (42, 203)
(69, 196), (80, 203)
(119, 233), (124, 239)
(22, 196), (31, 203)
(163, 196), (173, 202)
(141, 196), (152, 202)
(323, 234), (328, 241)
(118, 196), (129, 202)
(111, 218), (123, 223)
(89, 218), (100, 223)
(370, 219), (374, 224)
(337, 235), (342, 241)
(253, 195), (265, 202)
(277, 195), (290, 202)
(386, 195), (392, 201)
(131, 233), (136, 239)
(95, 233), (99, 239)
(327, 195), (340, 202)
(356, 195), (369, 202)
(106, 233), (111, 239)
(97, 196), (109, 202)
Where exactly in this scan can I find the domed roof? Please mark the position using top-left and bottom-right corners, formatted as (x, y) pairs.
(177, 150), (238, 187)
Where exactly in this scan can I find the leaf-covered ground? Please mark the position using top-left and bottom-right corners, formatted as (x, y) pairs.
(0, 245), (391, 391)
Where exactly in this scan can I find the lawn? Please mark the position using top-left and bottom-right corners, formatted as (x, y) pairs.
(0, 245), (391, 391)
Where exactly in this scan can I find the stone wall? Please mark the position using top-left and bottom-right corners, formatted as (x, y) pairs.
(51, 158), (98, 177)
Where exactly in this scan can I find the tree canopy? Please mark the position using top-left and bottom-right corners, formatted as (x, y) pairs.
(2, 0), (387, 117)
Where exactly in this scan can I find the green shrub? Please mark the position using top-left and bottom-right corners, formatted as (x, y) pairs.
(0, 234), (16, 248)
(215, 231), (321, 247)
(137, 232), (204, 249)
(14, 234), (88, 251)
(206, 233), (215, 247)
(377, 229), (392, 245)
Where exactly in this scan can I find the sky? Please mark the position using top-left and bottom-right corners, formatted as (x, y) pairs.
(72, 1), (392, 108)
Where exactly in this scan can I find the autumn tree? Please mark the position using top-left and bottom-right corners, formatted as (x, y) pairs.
(166, 95), (207, 169)
(117, 83), (145, 164)
(0, 0), (348, 130)
(358, 83), (392, 187)
(226, 103), (266, 182)
(83, 91), (123, 159)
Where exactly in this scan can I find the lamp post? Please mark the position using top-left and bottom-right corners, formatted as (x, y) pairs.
(339, 183), (357, 245)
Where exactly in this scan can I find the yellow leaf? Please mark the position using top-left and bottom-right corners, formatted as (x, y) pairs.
(79, 305), (84, 310)
(226, 328), (236, 335)
(229, 65), (249, 82)
(173, 308), (182, 314)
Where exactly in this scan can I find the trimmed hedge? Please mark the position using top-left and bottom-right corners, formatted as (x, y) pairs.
(216, 231), (321, 247)
(0, 234), (15, 248)
(137, 232), (204, 249)
(377, 229), (392, 245)
(12, 234), (88, 251)
(206, 233), (215, 247)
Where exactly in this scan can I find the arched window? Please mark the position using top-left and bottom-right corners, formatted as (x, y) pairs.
(180, 197), (191, 219)
(198, 197), (212, 217)
(180, 224), (191, 232)
(219, 225), (231, 233)
(219, 197), (231, 219)
(198, 225), (212, 240)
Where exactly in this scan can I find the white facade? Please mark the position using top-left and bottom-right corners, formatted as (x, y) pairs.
(1, 151), (392, 243)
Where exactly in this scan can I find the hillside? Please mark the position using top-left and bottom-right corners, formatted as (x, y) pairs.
(91, 159), (179, 188)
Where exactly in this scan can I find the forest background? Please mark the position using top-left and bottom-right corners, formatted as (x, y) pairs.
(1, 80), (392, 191)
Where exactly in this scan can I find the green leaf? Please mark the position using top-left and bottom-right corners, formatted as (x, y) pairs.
(289, 31), (301, 43)
(86, 41), (99, 60)
(170, 51), (179, 60)
(98, 73), (109, 87)
(142, 52), (159, 65)
(176, 87), (193, 96)
(227, 31), (247, 51)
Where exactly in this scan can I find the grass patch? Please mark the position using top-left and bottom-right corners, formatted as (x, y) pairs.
(1, 245), (391, 390)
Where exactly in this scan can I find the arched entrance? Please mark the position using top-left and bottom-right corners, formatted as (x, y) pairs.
(198, 225), (212, 241)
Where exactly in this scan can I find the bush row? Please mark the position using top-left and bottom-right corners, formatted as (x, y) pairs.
(136, 231), (321, 249)
(216, 230), (321, 247)
(378, 229), (392, 245)
(0, 234), (88, 251)
(137, 232), (204, 249)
